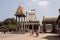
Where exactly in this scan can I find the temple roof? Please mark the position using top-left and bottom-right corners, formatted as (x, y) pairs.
(43, 16), (57, 21)
(29, 9), (36, 15)
(16, 4), (25, 15)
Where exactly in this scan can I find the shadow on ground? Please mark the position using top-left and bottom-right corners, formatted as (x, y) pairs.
(43, 34), (60, 40)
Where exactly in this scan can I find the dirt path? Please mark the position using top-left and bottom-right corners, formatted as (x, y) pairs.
(0, 33), (60, 40)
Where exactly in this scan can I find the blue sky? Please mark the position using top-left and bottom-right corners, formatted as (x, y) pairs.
(0, 0), (60, 21)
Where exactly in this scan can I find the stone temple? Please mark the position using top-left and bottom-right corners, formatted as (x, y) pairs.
(15, 4), (40, 33)
(15, 4), (60, 33)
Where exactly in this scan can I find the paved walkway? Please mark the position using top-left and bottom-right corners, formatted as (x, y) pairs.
(0, 33), (60, 40)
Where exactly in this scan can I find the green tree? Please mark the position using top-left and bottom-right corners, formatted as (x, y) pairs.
(9, 18), (17, 25)
(4, 18), (17, 31)
(0, 18), (17, 31)
(3, 19), (12, 25)
(0, 22), (3, 26)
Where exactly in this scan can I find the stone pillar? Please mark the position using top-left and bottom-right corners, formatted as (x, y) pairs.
(56, 25), (58, 32)
(38, 24), (40, 33)
(27, 24), (29, 32)
(24, 17), (25, 32)
(43, 22), (46, 33)
(19, 17), (20, 26)
(16, 16), (17, 22)
(21, 17), (23, 32)
(51, 24), (56, 33)
(26, 21), (27, 31)
(28, 21), (30, 32)
(19, 17), (21, 32)
(55, 22), (57, 33)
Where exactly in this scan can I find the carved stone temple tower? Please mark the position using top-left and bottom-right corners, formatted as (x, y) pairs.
(27, 9), (37, 21)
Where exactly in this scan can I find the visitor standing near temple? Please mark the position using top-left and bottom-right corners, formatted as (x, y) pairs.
(36, 30), (39, 37)
(32, 30), (34, 36)
(30, 30), (34, 36)
(30, 30), (32, 36)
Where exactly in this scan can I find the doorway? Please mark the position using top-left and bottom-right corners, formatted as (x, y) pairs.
(34, 25), (38, 32)
(45, 24), (52, 33)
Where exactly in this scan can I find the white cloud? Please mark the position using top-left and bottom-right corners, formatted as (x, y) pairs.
(32, 0), (36, 3)
(38, 1), (49, 7)
(32, 0), (39, 3)
(27, 0), (49, 8)
(27, 0), (39, 6)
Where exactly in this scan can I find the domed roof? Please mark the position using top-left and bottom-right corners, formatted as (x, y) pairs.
(16, 4), (25, 15)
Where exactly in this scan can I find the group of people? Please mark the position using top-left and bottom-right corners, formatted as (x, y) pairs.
(30, 30), (39, 37)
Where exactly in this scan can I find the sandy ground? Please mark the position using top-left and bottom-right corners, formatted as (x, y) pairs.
(0, 33), (60, 40)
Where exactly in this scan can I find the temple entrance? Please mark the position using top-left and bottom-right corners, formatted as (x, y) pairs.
(42, 21), (57, 33)
(29, 25), (32, 30)
(34, 25), (38, 32)
(45, 24), (52, 33)
(29, 25), (38, 31)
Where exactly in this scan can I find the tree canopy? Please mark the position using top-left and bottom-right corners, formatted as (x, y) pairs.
(0, 18), (17, 31)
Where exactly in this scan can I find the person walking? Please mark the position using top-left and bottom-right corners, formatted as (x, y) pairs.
(30, 30), (34, 36)
(36, 30), (39, 37)
(32, 30), (34, 36)
(30, 30), (32, 36)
